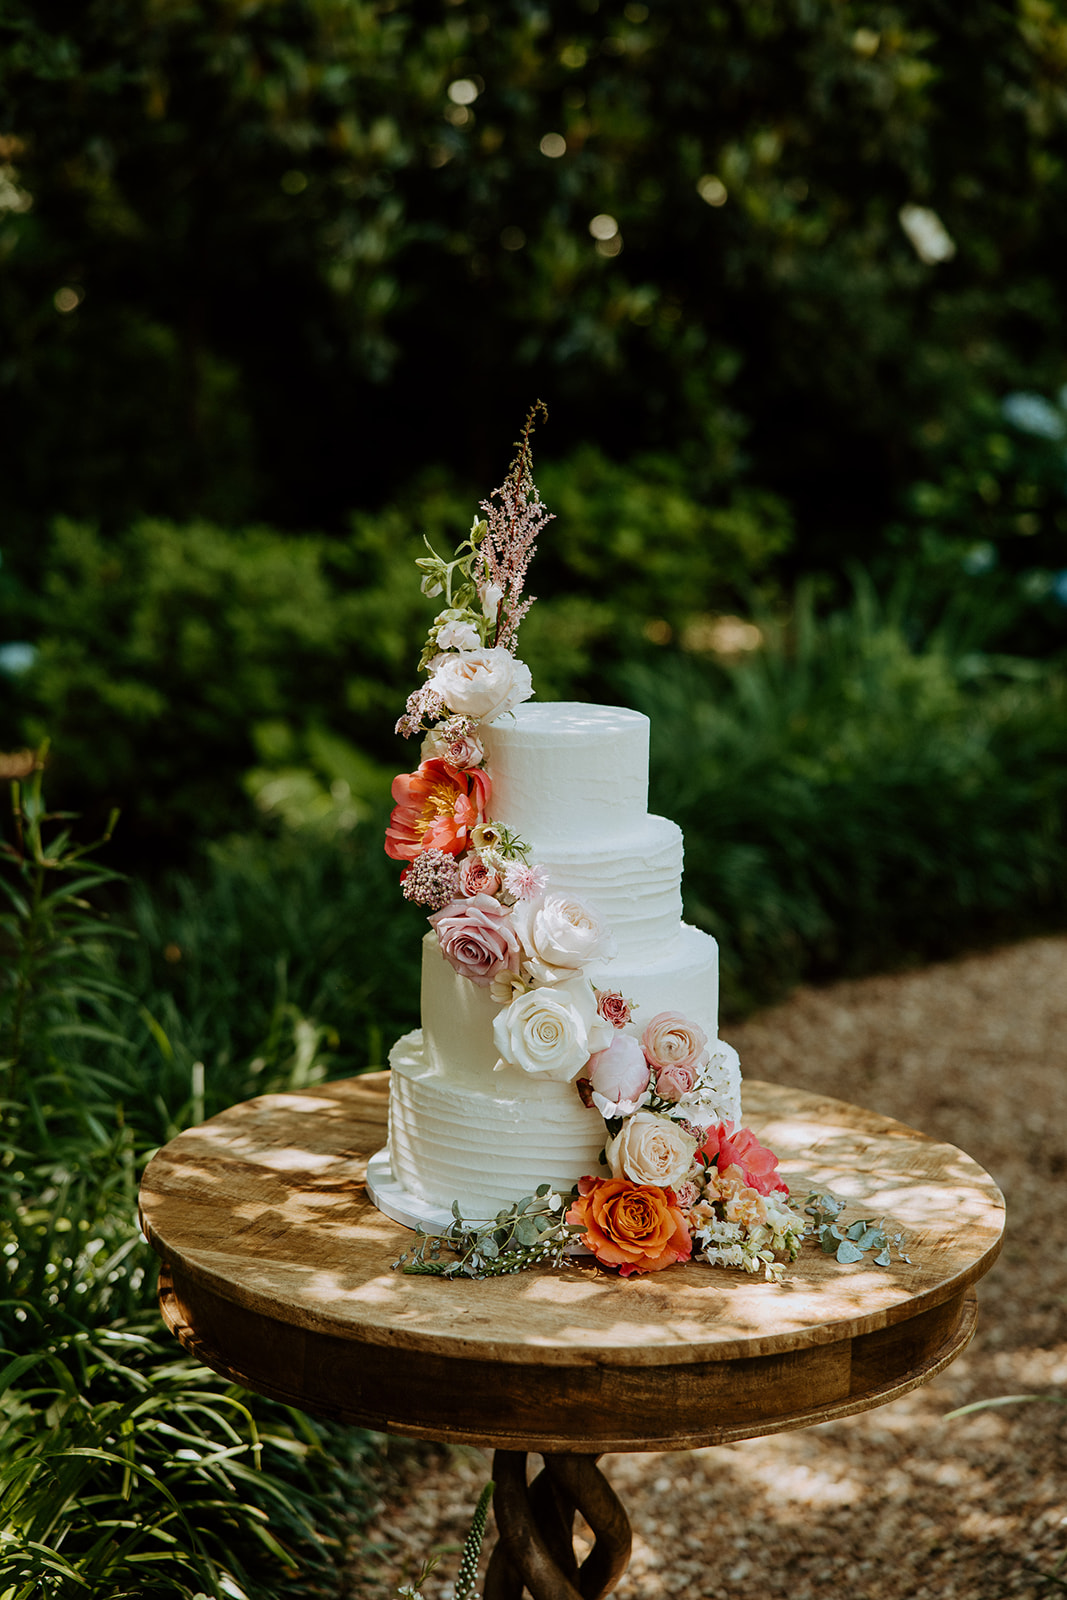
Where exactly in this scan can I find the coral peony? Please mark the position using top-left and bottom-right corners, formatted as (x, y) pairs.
(697, 1122), (789, 1196)
(568, 1177), (692, 1276)
(385, 759), (491, 862)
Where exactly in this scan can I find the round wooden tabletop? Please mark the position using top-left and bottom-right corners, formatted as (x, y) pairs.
(139, 1074), (1005, 1454)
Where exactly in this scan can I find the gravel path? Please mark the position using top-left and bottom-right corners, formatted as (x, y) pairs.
(351, 937), (1067, 1599)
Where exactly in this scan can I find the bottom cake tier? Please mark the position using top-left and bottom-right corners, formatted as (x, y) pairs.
(388, 1029), (609, 1217)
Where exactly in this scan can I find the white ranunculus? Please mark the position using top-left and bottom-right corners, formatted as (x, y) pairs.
(606, 1111), (697, 1189)
(493, 977), (613, 1082)
(512, 893), (617, 986)
(429, 648), (533, 724)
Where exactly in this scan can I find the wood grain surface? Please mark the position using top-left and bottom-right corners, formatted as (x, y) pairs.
(140, 1074), (1004, 1452)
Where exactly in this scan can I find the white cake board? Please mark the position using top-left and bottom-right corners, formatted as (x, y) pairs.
(365, 1147), (496, 1233)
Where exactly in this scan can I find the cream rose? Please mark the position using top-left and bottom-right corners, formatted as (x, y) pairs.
(493, 977), (613, 1082)
(429, 648), (533, 724)
(512, 893), (616, 986)
(641, 1012), (709, 1073)
(606, 1111), (698, 1189)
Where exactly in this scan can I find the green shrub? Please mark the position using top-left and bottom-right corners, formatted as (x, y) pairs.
(4, 0), (1067, 576)
(3, 445), (789, 863)
(626, 577), (1067, 1012)
(0, 775), (383, 1598)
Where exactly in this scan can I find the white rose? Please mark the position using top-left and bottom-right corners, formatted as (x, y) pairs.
(606, 1111), (697, 1188)
(436, 619), (481, 651)
(512, 893), (617, 986)
(493, 977), (613, 1082)
(429, 648), (533, 724)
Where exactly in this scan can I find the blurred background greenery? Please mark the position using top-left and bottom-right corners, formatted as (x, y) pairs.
(3, 2), (1067, 1594)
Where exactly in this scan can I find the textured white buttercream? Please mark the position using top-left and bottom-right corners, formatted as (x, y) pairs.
(482, 702), (649, 843)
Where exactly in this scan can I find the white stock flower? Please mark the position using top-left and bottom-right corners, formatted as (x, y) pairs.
(481, 582), (504, 620)
(512, 893), (616, 985)
(493, 977), (612, 1082)
(606, 1111), (697, 1188)
(429, 648), (533, 724)
(436, 619), (481, 651)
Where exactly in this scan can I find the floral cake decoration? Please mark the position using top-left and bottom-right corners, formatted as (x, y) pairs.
(384, 406), (903, 1282)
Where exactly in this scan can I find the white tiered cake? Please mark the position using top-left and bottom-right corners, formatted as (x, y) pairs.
(385, 701), (740, 1218)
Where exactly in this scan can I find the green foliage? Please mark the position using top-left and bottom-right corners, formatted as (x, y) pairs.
(4, 0), (1067, 571)
(0, 788), (385, 1598)
(2, 444), (789, 862)
(0, 756), (125, 1119)
(125, 824), (423, 1136)
(625, 575), (1067, 1012)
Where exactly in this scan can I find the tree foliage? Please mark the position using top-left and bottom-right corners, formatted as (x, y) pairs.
(3, 0), (1067, 570)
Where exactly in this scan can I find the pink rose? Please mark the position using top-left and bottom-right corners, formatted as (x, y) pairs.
(446, 733), (484, 769)
(641, 1011), (708, 1073)
(587, 1034), (651, 1107)
(429, 893), (519, 986)
(655, 1061), (697, 1103)
(596, 990), (632, 1029)
(459, 855), (502, 898)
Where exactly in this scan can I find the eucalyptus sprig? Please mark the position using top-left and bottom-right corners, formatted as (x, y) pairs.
(804, 1191), (910, 1267)
(392, 1185), (581, 1278)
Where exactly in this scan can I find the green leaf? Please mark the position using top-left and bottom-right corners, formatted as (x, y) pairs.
(836, 1239), (865, 1264)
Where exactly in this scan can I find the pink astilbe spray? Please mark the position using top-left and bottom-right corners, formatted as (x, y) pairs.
(480, 400), (554, 653)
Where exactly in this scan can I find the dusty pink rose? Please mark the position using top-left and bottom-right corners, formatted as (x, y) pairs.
(697, 1122), (789, 1196)
(459, 855), (502, 897)
(641, 1011), (709, 1073)
(655, 1061), (697, 1103)
(587, 1034), (651, 1106)
(429, 893), (519, 986)
(596, 989), (632, 1029)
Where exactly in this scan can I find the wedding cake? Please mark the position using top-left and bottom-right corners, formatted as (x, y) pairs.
(387, 700), (741, 1216)
(369, 407), (801, 1281)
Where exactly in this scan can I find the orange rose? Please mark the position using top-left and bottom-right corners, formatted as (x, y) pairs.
(568, 1177), (693, 1277)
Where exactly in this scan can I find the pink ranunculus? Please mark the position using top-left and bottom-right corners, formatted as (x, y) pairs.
(596, 989), (632, 1029)
(655, 1061), (697, 1103)
(587, 1033), (651, 1107)
(697, 1121), (789, 1196)
(641, 1011), (708, 1073)
(429, 893), (520, 987)
(459, 854), (502, 898)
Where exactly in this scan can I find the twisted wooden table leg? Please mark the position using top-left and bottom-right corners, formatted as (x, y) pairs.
(484, 1450), (632, 1600)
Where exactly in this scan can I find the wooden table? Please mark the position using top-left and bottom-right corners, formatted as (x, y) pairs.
(139, 1075), (1005, 1599)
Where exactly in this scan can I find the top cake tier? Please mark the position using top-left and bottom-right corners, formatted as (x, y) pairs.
(481, 702), (649, 844)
